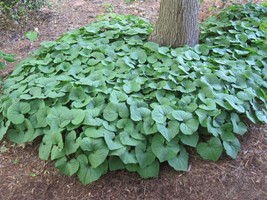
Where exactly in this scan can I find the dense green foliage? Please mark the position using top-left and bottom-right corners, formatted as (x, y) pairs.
(0, 51), (15, 70)
(0, 0), (46, 11)
(0, 4), (267, 184)
(0, 51), (15, 86)
(0, 0), (48, 23)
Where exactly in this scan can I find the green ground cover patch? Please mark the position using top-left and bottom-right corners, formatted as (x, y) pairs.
(0, 4), (266, 184)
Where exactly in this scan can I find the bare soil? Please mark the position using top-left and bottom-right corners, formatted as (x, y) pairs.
(0, 0), (266, 199)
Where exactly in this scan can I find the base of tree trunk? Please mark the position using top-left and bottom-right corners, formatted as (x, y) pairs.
(149, 0), (200, 48)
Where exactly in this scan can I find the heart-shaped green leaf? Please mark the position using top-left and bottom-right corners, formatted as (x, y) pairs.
(180, 119), (199, 135)
(223, 137), (240, 159)
(135, 143), (156, 168)
(179, 132), (199, 147)
(197, 137), (223, 161)
(77, 154), (107, 185)
(156, 121), (180, 142)
(151, 135), (180, 162)
(55, 157), (80, 176)
(168, 145), (189, 171)
(137, 160), (160, 179)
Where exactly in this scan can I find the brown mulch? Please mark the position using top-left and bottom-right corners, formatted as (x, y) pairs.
(0, 0), (267, 199)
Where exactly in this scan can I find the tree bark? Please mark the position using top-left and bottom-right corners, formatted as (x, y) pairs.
(149, 0), (200, 48)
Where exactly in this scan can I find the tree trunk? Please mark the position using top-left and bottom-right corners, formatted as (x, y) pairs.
(149, 0), (200, 48)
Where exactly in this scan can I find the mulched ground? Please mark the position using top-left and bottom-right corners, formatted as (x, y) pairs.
(0, 0), (266, 199)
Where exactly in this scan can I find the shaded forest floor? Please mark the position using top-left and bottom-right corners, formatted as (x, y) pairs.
(0, 0), (266, 199)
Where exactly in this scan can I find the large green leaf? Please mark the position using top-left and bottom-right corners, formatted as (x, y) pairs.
(110, 90), (128, 103)
(119, 149), (138, 164)
(151, 105), (168, 123)
(199, 98), (217, 111)
(103, 103), (118, 122)
(230, 113), (247, 135)
(6, 102), (31, 124)
(143, 117), (157, 135)
(168, 145), (189, 171)
(77, 154), (108, 185)
(224, 95), (245, 113)
(180, 119), (199, 135)
(46, 106), (69, 131)
(184, 50), (200, 60)
(119, 131), (141, 146)
(55, 157), (80, 176)
(35, 108), (48, 128)
(69, 86), (86, 101)
(25, 31), (38, 42)
(197, 137), (223, 161)
(39, 139), (53, 160)
(109, 156), (125, 171)
(123, 80), (141, 93)
(172, 110), (192, 121)
(84, 126), (104, 138)
(194, 44), (210, 55)
(137, 160), (160, 179)
(135, 143), (156, 168)
(65, 131), (81, 155)
(130, 106), (151, 121)
(179, 132), (199, 147)
(39, 131), (63, 160)
(130, 48), (147, 63)
(71, 109), (86, 125)
(223, 137), (240, 159)
(7, 119), (35, 144)
(156, 121), (180, 142)
(151, 135), (180, 162)
(83, 110), (103, 126)
(80, 138), (109, 168)
(0, 120), (10, 140)
(104, 131), (124, 150)
(51, 145), (65, 160)
(117, 103), (129, 118)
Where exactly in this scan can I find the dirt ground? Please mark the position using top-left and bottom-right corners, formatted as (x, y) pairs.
(0, 0), (267, 199)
